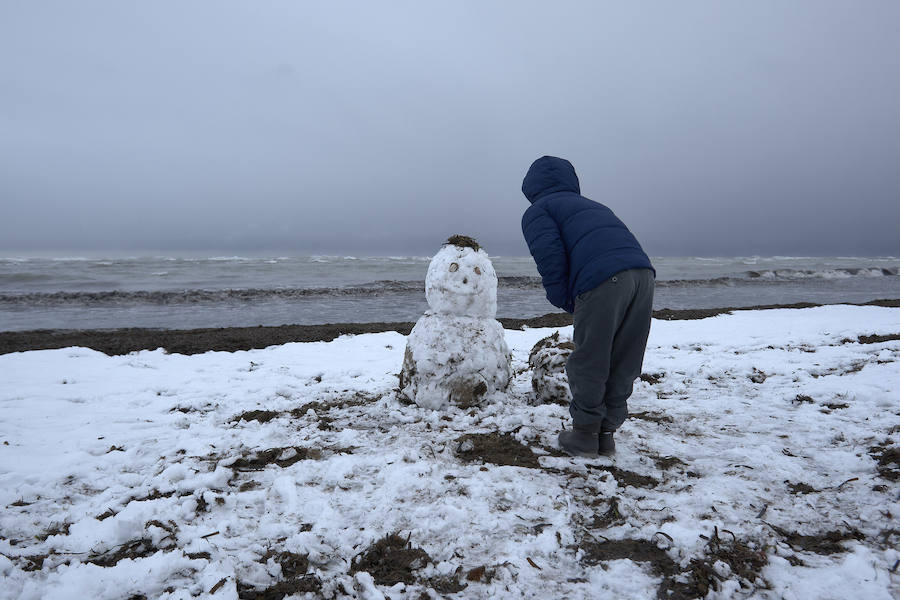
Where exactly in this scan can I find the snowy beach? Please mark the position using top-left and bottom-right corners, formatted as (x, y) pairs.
(2, 304), (899, 599)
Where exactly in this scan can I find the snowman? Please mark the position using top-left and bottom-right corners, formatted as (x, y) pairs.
(399, 236), (512, 409)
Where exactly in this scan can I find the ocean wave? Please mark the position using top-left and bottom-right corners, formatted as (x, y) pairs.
(0, 278), (546, 307)
(0, 282), (423, 307)
(1, 267), (895, 307)
(746, 267), (898, 280)
(0, 273), (58, 283)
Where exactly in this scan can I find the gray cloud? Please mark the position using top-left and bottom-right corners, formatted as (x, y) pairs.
(1, 1), (898, 256)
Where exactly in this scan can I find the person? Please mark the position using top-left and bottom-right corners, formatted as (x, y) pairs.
(520, 156), (655, 457)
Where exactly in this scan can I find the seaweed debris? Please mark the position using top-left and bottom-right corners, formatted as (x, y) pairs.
(444, 235), (481, 252)
(229, 447), (321, 471)
(350, 533), (432, 586)
(766, 522), (864, 555)
(869, 444), (900, 481)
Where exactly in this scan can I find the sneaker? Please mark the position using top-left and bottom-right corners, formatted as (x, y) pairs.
(598, 431), (616, 456)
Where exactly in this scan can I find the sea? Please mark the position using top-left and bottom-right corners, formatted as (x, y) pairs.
(0, 254), (898, 332)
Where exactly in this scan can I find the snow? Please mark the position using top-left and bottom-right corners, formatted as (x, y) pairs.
(1, 305), (899, 599)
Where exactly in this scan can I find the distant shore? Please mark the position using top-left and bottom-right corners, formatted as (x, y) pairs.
(1, 298), (897, 356)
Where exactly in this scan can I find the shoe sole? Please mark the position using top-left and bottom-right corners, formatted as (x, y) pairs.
(560, 447), (600, 459)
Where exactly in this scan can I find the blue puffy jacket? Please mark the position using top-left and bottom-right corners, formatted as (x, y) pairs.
(521, 156), (654, 313)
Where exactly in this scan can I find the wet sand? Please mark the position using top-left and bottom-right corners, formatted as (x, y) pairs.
(1, 299), (897, 356)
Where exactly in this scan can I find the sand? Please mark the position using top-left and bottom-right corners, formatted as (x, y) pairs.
(1, 299), (897, 356)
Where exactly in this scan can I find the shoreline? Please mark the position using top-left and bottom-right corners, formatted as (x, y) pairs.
(1, 298), (897, 356)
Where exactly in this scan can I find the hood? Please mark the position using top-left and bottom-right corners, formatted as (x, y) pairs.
(521, 156), (580, 203)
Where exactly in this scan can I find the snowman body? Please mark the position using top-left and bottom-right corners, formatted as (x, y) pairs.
(400, 242), (511, 409)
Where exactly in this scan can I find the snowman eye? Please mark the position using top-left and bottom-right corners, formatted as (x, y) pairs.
(449, 263), (459, 272)
(474, 267), (482, 275)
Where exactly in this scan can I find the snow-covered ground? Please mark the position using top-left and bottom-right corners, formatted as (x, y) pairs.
(1, 305), (899, 600)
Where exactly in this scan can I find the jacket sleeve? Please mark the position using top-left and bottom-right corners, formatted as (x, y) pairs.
(522, 205), (573, 313)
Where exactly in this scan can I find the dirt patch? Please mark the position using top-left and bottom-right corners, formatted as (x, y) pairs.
(464, 565), (499, 584)
(576, 531), (769, 599)
(498, 313), (574, 330)
(0, 322), (420, 356)
(237, 577), (322, 600)
(230, 447), (321, 471)
(130, 489), (179, 503)
(236, 549), (322, 598)
(588, 497), (626, 528)
(19, 523), (181, 572)
(766, 523), (864, 555)
(230, 393), (378, 429)
(238, 480), (261, 492)
(787, 481), (819, 494)
(233, 410), (280, 424)
(857, 333), (900, 344)
(652, 455), (687, 471)
(350, 533), (432, 586)
(749, 368), (767, 383)
(263, 550), (309, 579)
(630, 411), (674, 424)
(659, 533), (769, 599)
(869, 444), (900, 481)
(455, 432), (541, 469)
(586, 464), (659, 488)
(35, 522), (71, 541)
(288, 401), (336, 430)
(20, 554), (49, 572)
(450, 380), (488, 409)
(653, 299), (900, 322)
(288, 401), (330, 418)
(640, 373), (664, 385)
(425, 575), (468, 594)
(578, 537), (677, 574)
(823, 402), (849, 410)
(811, 361), (869, 378)
(87, 538), (160, 567)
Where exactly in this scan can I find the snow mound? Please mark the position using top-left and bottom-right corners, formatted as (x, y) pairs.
(528, 331), (574, 405)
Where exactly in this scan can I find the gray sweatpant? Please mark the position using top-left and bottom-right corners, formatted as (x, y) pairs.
(566, 268), (655, 431)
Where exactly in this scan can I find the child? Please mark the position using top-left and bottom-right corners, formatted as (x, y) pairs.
(521, 156), (655, 457)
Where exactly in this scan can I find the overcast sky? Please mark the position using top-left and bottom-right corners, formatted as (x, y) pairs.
(1, 1), (898, 257)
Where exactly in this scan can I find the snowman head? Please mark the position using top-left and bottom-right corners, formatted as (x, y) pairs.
(425, 237), (498, 318)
